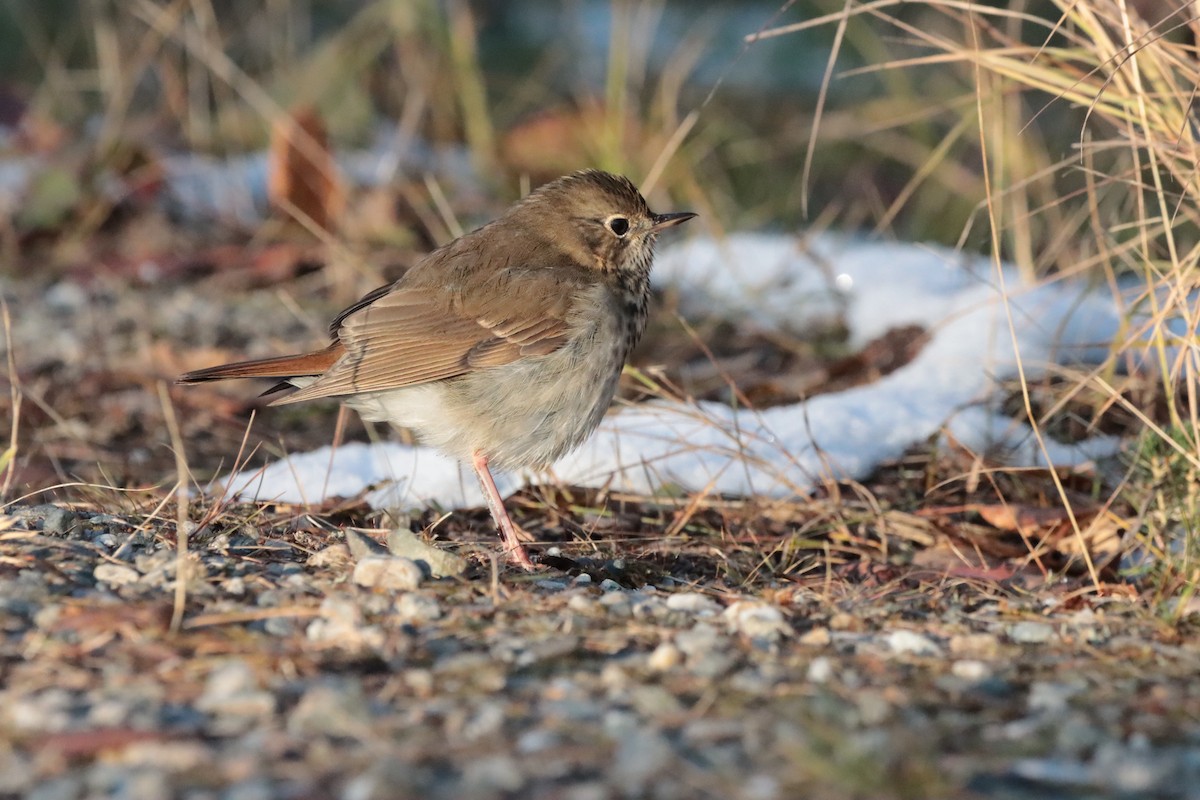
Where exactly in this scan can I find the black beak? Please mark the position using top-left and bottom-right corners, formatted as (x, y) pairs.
(649, 211), (697, 233)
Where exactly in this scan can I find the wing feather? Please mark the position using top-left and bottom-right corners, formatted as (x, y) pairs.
(274, 263), (587, 404)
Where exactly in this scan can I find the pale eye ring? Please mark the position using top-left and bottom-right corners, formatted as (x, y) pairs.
(606, 215), (631, 237)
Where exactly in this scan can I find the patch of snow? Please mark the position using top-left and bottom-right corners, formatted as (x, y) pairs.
(221, 233), (1132, 508)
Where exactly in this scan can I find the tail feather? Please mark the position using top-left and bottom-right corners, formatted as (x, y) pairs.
(177, 344), (342, 384)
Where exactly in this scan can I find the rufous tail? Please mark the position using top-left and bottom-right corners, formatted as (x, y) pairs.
(177, 344), (342, 384)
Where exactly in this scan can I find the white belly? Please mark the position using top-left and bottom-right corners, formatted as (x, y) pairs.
(339, 289), (634, 470)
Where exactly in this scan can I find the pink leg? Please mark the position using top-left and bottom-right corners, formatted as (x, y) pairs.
(471, 451), (536, 571)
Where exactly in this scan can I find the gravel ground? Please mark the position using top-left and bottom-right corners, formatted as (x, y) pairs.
(3, 502), (1198, 800)
(1, 228), (1195, 799)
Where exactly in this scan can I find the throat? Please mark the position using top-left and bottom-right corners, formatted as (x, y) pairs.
(620, 292), (650, 353)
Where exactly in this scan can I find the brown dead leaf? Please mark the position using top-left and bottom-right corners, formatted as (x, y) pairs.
(973, 503), (1085, 532)
(501, 100), (645, 183)
(825, 324), (928, 386)
(911, 537), (1014, 578)
(268, 106), (344, 234)
(970, 502), (1125, 573)
(51, 602), (173, 638)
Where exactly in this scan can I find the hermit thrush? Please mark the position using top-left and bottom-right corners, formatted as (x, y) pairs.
(179, 170), (695, 570)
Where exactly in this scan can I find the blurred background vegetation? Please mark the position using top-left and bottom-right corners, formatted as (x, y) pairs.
(0, 0), (1095, 253)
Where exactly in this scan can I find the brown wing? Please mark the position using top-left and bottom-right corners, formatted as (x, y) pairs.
(274, 270), (581, 404)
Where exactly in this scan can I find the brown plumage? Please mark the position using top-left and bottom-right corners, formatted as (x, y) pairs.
(179, 170), (695, 570)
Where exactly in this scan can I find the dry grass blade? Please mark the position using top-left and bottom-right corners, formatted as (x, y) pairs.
(158, 382), (190, 633)
(0, 299), (21, 504)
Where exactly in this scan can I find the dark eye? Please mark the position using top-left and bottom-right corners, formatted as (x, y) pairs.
(606, 216), (630, 237)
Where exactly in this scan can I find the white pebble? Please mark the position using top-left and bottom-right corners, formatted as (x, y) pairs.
(885, 629), (942, 656)
(352, 555), (423, 592)
(951, 659), (990, 680)
(93, 562), (140, 586)
(722, 601), (790, 641)
(1010, 621), (1055, 644)
(395, 593), (441, 623)
(666, 592), (722, 616)
(807, 656), (833, 684)
(647, 642), (683, 672)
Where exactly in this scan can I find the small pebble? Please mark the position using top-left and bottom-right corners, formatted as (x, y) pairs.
(885, 629), (942, 656)
(597, 592), (631, 616)
(1009, 757), (1092, 787)
(723, 601), (790, 642)
(344, 528), (388, 560)
(395, 592), (442, 623)
(461, 702), (507, 741)
(32, 605), (61, 629)
(567, 594), (595, 612)
(1055, 713), (1103, 756)
(306, 596), (384, 650)
(1028, 680), (1085, 714)
(306, 544), (353, 570)
(855, 689), (891, 725)
(728, 666), (778, 695)
(1010, 621), (1056, 644)
(807, 656), (833, 684)
(949, 633), (1001, 658)
(628, 685), (684, 716)
(951, 659), (990, 680)
(94, 562), (140, 586)
(688, 651), (738, 679)
(288, 680), (371, 739)
(743, 775), (781, 800)
(612, 728), (674, 795)
(320, 595), (363, 627)
(675, 623), (736, 678)
(90, 532), (119, 548)
(799, 626), (832, 646)
(45, 280), (87, 311)
(196, 660), (274, 720)
(386, 528), (467, 577)
(598, 578), (623, 592)
(404, 669), (434, 697)
(674, 623), (724, 658)
(352, 555), (424, 592)
(647, 642), (683, 672)
(262, 617), (294, 637)
(829, 612), (857, 630)
(462, 754), (524, 792)
(629, 593), (665, 619)
(665, 592), (722, 616)
(601, 708), (639, 736)
(88, 513), (128, 526)
(40, 506), (80, 536)
(516, 728), (559, 754)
